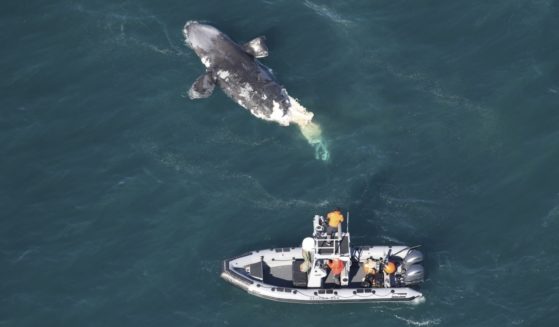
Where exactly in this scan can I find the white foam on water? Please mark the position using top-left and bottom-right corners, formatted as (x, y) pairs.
(411, 296), (426, 305)
(394, 315), (441, 326)
(303, 0), (353, 26)
(542, 203), (559, 228)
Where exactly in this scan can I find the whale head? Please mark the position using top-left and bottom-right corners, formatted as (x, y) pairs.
(183, 21), (221, 53)
(183, 21), (225, 68)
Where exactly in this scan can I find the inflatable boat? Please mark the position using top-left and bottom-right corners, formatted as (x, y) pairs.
(221, 214), (425, 303)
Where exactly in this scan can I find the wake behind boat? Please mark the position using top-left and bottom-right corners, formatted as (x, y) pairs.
(221, 212), (426, 303)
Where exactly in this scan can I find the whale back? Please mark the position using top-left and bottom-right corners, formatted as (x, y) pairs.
(185, 22), (291, 123)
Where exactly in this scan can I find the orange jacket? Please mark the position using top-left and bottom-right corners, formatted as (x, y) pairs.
(327, 259), (345, 275)
(327, 210), (344, 228)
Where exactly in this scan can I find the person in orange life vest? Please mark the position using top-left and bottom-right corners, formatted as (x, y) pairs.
(327, 259), (345, 285)
(326, 209), (344, 239)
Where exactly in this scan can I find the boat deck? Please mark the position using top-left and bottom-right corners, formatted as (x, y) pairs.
(264, 260), (375, 289)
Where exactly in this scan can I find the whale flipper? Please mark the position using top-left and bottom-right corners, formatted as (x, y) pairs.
(188, 71), (216, 99)
(243, 36), (268, 58)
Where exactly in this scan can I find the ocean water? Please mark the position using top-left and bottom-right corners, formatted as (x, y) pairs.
(2, 0), (559, 326)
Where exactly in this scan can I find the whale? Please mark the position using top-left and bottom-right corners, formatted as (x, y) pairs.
(183, 21), (329, 160)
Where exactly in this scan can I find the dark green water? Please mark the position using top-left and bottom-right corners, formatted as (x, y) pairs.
(2, 0), (559, 326)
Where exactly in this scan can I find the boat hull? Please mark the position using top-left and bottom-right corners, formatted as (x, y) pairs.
(221, 246), (424, 304)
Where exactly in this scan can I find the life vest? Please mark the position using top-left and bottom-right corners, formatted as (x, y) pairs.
(327, 210), (344, 228)
(327, 259), (345, 275)
(384, 261), (396, 274)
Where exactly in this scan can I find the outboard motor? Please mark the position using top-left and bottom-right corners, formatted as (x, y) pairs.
(403, 264), (424, 285)
(402, 249), (423, 270)
(402, 249), (424, 286)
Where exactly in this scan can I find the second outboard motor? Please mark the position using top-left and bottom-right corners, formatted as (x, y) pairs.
(402, 249), (423, 270)
(403, 264), (424, 285)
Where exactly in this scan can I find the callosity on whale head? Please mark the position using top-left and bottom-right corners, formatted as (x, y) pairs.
(183, 21), (223, 66)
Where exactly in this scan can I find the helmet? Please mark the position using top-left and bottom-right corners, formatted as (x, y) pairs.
(384, 261), (396, 274)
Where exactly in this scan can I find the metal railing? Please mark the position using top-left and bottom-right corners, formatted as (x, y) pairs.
(312, 223), (343, 256)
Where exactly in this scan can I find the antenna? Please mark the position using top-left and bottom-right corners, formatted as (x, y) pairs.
(346, 211), (350, 233)
(346, 211), (351, 254)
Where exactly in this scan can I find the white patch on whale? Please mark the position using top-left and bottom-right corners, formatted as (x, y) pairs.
(236, 83), (255, 105)
(217, 70), (230, 80)
(201, 56), (211, 68)
(270, 101), (290, 126)
(286, 96), (314, 126)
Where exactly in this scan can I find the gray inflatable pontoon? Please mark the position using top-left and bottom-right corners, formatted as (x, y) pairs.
(221, 214), (425, 303)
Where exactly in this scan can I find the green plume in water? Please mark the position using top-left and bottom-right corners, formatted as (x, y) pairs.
(299, 121), (330, 161)
(286, 96), (329, 161)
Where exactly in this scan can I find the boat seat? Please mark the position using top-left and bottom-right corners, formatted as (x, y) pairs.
(340, 236), (349, 255)
(292, 259), (308, 287)
(248, 261), (264, 281)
